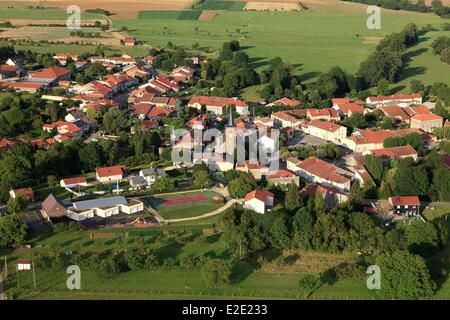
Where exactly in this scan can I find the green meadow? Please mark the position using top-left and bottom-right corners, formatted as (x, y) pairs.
(115, 9), (449, 86)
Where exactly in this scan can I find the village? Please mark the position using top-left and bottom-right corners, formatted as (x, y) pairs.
(0, 25), (449, 300)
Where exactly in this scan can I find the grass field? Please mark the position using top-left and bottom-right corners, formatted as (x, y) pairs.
(115, 8), (449, 86)
(137, 10), (202, 20)
(196, 0), (247, 11)
(144, 190), (224, 219)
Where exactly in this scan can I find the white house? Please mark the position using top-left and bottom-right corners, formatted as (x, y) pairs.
(244, 189), (274, 214)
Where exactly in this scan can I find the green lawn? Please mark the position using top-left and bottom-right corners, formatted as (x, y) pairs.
(144, 190), (224, 219)
(422, 203), (450, 221)
(33, 183), (71, 201)
(114, 8), (447, 84)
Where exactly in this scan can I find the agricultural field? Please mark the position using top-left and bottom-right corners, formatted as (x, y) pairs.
(144, 190), (224, 220)
(114, 7), (450, 86)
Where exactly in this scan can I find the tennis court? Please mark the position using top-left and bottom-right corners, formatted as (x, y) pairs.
(144, 191), (224, 220)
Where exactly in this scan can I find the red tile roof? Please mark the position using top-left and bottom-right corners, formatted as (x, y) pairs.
(309, 119), (345, 133)
(188, 96), (247, 108)
(31, 66), (69, 79)
(12, 188), (34, 199)
(96, 165), (124, 177)
(244, 189), (274, 202)
(297, 157), (350, 184)
(62, 176), (87, 185)
(338, 103), (366, 114)
(266, 170), (296, 179)
(411, 113), (443, 122)
(368, 93), (422, 103)
(332, 98), (350, 105)
(0, 138), (15, 150)
(371, 145), (417, 158)
(389, 196), (420, 206)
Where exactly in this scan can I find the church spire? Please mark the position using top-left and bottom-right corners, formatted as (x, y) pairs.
(227, 105), (234, 127)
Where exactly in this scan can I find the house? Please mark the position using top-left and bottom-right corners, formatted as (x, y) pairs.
(351, 166), (374, 187)
(380, 106), (411, 123)
(290, 156), (352, 192)
(0, 81), (45, 93)
(147, 75), (179, 94)
(69, 196), (144, 221)
(171, 66), (195, 83)
(342, 128), (428, 154)
(9, 188), (34, 201)
(333, 103), (366, 117)
(366, 93), (422, 108)
(29, 66), (70, 86)
(204, 154), (234, 172)
(265, 170), (300, 187)
(130, 176), (147, 188)
(388, 196), (420, 217)
(331, 97), (350, 106)
(267, 97), (301, 107)
(53, 53), (78, 65)
(235, 161), (269, 179)
(188, 96), (248, 116)
(41, 194), (68, 221)
(243, 189), (274, 214)
(123, 64), (151, 80)
(410, 114), (443, 133)
(139, 168), (167, 185)
(300, 183), (349, 208)
(96, 165), (125, 183)
(302, 120), (347, 144)
(42, 121), (83, 137)
(60, 176), (88, 188)
(131, 119), (159, 134)
(371, 145), (418, 161)
(123, 36), (136, 46)
(0, 64), (25, 79)
(271, 110), (302, 128)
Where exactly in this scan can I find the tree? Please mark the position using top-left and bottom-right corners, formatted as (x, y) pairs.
(152, 176), (174, 193)
(406, 221), (440, 256)
(431, 36), (450, 54)
(0, 214), (27, 247)
(193, 170), (211, 188)
(228, 172), (256, 198)
(284, 183), (301, 212)
(441, 47), (450, 65)
(6, 194), (28, 214)
(124, 247), (157, 270)
(376, 250), (435, 299)
(201, 258), (232, 287)
(358, 48), (403, 86)
(298, 274), (321, 298)
(365, 155), (384, 184)
(410, 79), (425, 95)
(376, 79), (390, 95)
(102, 109), (126, 135)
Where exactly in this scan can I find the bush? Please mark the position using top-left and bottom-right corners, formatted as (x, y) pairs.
(201, 258), (232, 287)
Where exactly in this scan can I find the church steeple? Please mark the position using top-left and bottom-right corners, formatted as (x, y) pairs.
(226, 105), (234, 127)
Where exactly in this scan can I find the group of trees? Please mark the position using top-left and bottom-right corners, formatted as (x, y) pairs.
(259, 57), (301, 102)
(200, 41), (260, 97)
(281, 142), (341, 161)
(364, 151), (450, 201)
(342, 0), (449, 18)
(431, 35), (450, 65)
(358, 23), (420, 87)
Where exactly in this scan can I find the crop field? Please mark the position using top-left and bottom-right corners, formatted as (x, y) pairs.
(195, 0), (247, 11)
(137, 10), (202, 20)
